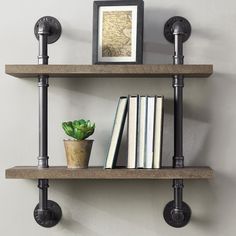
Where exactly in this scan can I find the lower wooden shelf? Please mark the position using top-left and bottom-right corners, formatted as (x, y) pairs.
(5, 166), (213, 180)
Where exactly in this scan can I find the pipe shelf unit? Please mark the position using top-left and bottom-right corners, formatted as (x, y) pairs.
(5, 16), (213, 228)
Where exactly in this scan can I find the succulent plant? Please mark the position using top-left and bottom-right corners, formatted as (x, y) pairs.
(62, 119), (95, 140)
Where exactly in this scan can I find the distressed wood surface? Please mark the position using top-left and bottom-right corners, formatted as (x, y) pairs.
(5, 64), (213, 78)
(5, 166), (214, 179)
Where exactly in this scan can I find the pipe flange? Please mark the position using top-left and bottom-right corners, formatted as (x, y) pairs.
(34, 200), (62, 228)
(164, 16), (191, 43)
(34, 16), (62, 44)
(163, 200), (191, 228)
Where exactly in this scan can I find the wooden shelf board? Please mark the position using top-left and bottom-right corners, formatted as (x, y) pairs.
(5, 64), (213, 78)
(5, 166), (213, 180)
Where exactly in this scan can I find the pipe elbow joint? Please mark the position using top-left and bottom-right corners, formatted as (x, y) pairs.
(37, 21), (50, 36)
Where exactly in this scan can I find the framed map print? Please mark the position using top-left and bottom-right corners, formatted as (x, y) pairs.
(93, 0), (144, 64)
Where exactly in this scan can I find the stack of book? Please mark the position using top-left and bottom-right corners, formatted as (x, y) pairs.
(105, 95), (164, 169)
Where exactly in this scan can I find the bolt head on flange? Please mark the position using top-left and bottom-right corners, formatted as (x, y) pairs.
(164, 16), (191, 43)
(34, 200), (62, 228)
(34, 16), (62, 44)
(163, 200), (191, 228)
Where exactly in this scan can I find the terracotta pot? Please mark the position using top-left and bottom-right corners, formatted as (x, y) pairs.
(64, 140), (93, 168)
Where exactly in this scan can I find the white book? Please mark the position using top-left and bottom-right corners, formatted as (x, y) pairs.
(137, 96), (147, 168)
(153, 96), (164, 168)
(145, 96), (155, 168)
(127, 96), (138, 168)
(105, 97), (128, 169)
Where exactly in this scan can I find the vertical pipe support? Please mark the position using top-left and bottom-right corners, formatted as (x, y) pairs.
(163, 16), (192, 228)
(33, 16), (62, 228)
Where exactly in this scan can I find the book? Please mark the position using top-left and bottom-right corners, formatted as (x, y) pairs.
(145, 96), (155, 168)
(105, 96), (128, 169)
(127, 96), (138, 168)
(153, 96), (164, 168)
(137, 96), (147, 168)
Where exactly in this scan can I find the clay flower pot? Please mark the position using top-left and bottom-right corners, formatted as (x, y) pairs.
(64, 140), (93, 168)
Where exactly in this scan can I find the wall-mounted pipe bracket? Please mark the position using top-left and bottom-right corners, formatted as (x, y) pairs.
(34, 16), (62, 44)
(163, 16), (192, 228)
(164, 16), (191, 44)
(33, 16), (62, 228)
(163, 200), (191, 228)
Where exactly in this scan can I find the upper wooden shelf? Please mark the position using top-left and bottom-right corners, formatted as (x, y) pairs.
(5, 166), (213, 180)
(5, 64), (213, 78)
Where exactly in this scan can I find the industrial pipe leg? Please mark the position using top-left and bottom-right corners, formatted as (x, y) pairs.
(33, 16), (62, 228)
(34, 180), (62, 228)
(163, 16), (191, 228)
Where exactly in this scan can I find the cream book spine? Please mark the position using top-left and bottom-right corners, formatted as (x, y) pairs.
(145, 96), (155, 169)
(137, 96), (147, 168)
(127, 96), (138, 168)
(153, 96), (164, 169)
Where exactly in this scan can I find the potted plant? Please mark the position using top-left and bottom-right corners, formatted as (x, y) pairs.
(62, 119), (95, 168)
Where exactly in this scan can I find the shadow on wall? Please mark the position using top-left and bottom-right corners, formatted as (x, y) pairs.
(45, 73), (213, 167)
(143, 8), (188, 64)
(52, 7), (181, 64)
(51, 170), (236, 232)
(185, 179), (217, 229)
(143, 8), (175, 64)
(23, 169), (236, 233)
(45, 179), (217, 233)
(186, 170), (236, 230)
(60, 215), (99, 236)
(54, 180), (171, 233)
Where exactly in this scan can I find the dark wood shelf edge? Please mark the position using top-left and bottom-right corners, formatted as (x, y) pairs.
(5, 166), (214, 180)
(5, 64), (213, 78)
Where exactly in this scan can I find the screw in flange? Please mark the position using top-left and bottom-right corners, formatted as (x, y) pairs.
(164, 16), (191, 43)
(34, 16), (62, 44)
(34, 200), (62, 228)
(163, 200), (191, 228)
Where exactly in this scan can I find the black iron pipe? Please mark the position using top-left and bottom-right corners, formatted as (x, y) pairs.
(33, 16), (62, 228)
(173, 26), (184, 161)
(38, 179), (48, 210)
(172, 23), (185, 217)
(38, 23), (49, 168)
(38, 76), (49, 168)
(37, 21), (50, 211)
(173, 179), (183, 209)
(38, 35), (49, 65)
(163, 16), (191, 227)
(173, 75), (184, 166)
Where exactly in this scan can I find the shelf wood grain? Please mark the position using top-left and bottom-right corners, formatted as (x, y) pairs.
(5, 166), (213, 180)
(5, 64), (213, 78)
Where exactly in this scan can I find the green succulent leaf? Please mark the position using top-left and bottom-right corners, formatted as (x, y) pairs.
(62, 122), (74, 138)
(73, 128), (83, 140)
(62, 119), (95, 140)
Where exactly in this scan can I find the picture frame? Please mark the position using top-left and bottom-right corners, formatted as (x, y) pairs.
(92, 0), (144, 64)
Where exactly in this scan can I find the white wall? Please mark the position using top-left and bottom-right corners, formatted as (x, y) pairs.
(0, 0), (235, 235)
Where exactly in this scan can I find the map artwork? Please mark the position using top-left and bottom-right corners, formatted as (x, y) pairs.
(102, 11), (132, 57)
